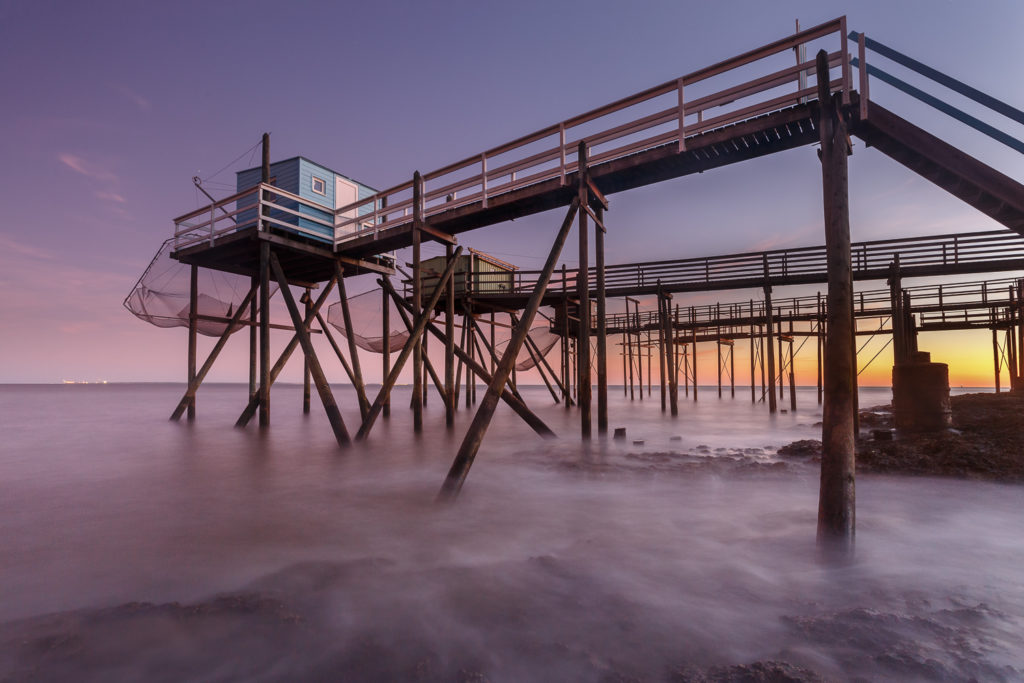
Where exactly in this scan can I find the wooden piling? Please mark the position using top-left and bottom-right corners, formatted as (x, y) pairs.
(577, 143), (592, 440)
(303, 288), (311, 414)
(439, 198), (580, 498)
(412, 172), (424, 433)
(445, 244), (456, 427)
(666, 294), (678, 416)
(171, 283), (258, 421)
(764, 284), (777, 414)
(356, 248), (464, 441)
(382, 285), (391, 418)
(816, 293), (823, 405)
(249, 276), (257, 400)
(658, 285), (667, 412)
(595, 205), (608, 435)
(258, 240), (271, 427)
(335, 264), (370, 420)
(269, 253), (350, 446)
(236, 278), (337, 428)
(187, 263), (198, 420)
(816, 50), (856, 544)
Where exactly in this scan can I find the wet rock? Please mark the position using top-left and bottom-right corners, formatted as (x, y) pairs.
(857, 393), (1024, 481)
(670, 660), (827, 682)
(777, 440), (822, 458)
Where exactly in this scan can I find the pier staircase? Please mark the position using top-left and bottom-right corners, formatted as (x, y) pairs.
(848, 32), (1024, 234)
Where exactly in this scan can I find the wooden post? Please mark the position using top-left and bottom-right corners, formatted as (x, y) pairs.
(382, 285), (391, 418)
(635, 305), (643, 402)
(666, 293), (678, 416)
(595, 205), (608, 436)
(749, 300), (756, 403)
(235, 278), (337, 427)
(335, 264), (370, 420)
(658, 285), (667, 412)
(563, 264), (572, 409)
(717, 338), (723, 399)
(730, 339), (736, 399)
(302, 288), (311, 414)
(993, 327), (1002, 393)
(384, 283), (554, 437)
(622, 336), (628, 398)
(777, 315), (785, 401)
(465, 306), (474, 408)
(171, 283), (258, 421)
(577, 142), (592, 440)
(258, 240), (271, 427)
(646, 332), (652, 397)
(269, 253), (350, 446)
(816, 50), (856, 544)
(187, 263), (198, 420)
(764, 283), (777, 414)
(440, 198), (580, 498)
(445, 244), (456, 427)
(249, 276), (257, 400)
(454, 312), (467, 408)
(816, 293), (823, 405)
(259, 129), (271, 422)
(691, 316), (698, 402)
(412, 171), (424, 433)
(622, 319), (630, 403)
(356, 247), (464, 440)
(788, 324), (797, 412)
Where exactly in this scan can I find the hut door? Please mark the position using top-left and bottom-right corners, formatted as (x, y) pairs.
(335, 177), (358, 232)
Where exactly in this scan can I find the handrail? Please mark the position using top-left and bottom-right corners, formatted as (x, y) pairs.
(332, 18), (851, 246)
(850, 30), (1024, 154)
(481, 230), (1024, 297)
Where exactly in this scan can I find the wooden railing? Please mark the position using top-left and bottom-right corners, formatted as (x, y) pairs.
(483, 230), (1024, 298)
(601, 276), (1024, 333)
(331, 17), (851, 247)
(172, 183), (343, 251)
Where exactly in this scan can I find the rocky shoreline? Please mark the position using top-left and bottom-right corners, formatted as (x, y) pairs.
(780, 392), (1024, 481)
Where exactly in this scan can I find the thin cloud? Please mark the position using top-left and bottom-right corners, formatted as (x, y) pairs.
(59, 153), (118, 183)
(110, 84), (151, 112)
(0, 234), (54, 260)
(95, 190), (126, 204)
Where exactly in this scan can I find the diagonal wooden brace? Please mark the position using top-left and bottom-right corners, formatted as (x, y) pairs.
(382, 278), (555, 439)
(235, 275), (337, 427)
(269, 252), (350, 446)
(171, 282), (258, 420)
(355, 246), (465, 441)
(334, 262), (371, 420)
(439, 197), (580, 499)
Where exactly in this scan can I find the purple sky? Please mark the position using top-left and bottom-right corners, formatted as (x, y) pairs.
(1, 0), (1022, 385)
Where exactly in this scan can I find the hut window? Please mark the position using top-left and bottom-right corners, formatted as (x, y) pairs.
(311, 176), (327, 196)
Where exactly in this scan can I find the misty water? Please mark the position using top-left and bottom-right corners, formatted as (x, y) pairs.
(1, 383), (1022, 681)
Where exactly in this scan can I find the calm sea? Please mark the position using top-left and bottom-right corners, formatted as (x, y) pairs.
(1, 383), (1021, 681)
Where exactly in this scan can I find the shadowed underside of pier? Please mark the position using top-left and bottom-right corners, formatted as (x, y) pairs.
(334, 104), (825, 260)
(335, 95), (1024, 265)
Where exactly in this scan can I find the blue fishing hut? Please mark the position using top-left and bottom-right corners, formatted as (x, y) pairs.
(236, 156), (378, 244)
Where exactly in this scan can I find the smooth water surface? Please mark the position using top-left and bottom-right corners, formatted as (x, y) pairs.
(0, 384), (1021, 681)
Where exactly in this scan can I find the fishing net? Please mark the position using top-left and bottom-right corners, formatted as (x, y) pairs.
(325, 288), (409, 353)
(124, 238), (276, 337)
(324, 295), (559, 371)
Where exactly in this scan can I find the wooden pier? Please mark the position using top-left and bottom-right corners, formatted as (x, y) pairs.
(155, 17), (1024, 544)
